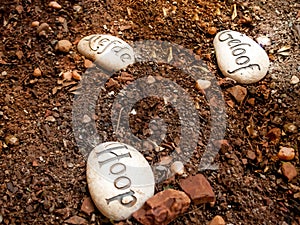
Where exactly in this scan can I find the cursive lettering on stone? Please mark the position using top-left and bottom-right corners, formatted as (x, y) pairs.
(120, 53), (132, 62)
(84, 35), (132, 62)
(217, 30), (261, 74)
(96, 144), (131, 167)
(218, 30), (234, 42)
(97, 143), (136, 207)
(228, 64), (261, 74)
(106, 190), (137, 207)
(111, 46), (132, 62)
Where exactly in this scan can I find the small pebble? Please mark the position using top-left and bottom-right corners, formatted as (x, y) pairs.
(84, 59), (95, 68)
(31, 21), (40, 27)
(73, 5), (82, 12)
(15, 50), (23, 59)
(170, 161), (185, 175)
(1, 71), (7, 76)
(49, 1), (62, 9)
(72, 70), (81, 81)
(256, 36), (271, 46)
(62, 71), (72, 81)
(278, 146), (295, 161)
(4, 135), (19, 146)
(33, 68), (42, 77)
(290, 75), (299, 84)
(15, 5), (23, 14)
(283, 123), (297, 133)
(207, 27), (217, 35)
(56, 40), (72, 53)
(81, 197), (95, 216)
(37, 22), (50, 34)
(227, 85), (247, 103)
(195, 79), (211, 90)
(45, 116), (56, 122)
(158, 156), (173, 165)
(146, 76), (156, 84)
(82, 115), (91, 123)
(209, 215), (226, 225)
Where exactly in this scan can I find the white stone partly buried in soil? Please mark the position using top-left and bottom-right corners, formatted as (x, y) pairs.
(213, 30), (270, 84)
(77, 34), (135, 72)
(87, 142), (155, 221)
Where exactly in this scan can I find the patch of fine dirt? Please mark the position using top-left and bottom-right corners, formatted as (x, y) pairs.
(0, 0), (299, 224)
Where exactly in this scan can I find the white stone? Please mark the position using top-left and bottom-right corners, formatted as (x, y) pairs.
(290, 75), (299, 84)
(195, 79), (211, 90)
(87, 142), (155, 221)
(213, 30), (270, 84)
(255, 36), (271, 46)
(77, 34), (135, 72)
(170, 161), (185, 175)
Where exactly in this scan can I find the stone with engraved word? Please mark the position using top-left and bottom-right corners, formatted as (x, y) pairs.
(86, 142), (155, 221)
(77, 34), (135, 72)
(213, 30), (269, 84)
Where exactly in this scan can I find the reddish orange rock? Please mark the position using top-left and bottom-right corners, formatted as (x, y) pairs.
(132, 189), (190, 225)
(207, 27), (217, 35)
(227, 85), (247, 103)
(278, 147), (295, 161)
(281, 162), (297, 181)
(84, 59), (95, 68)
(179, 174), (215, 205)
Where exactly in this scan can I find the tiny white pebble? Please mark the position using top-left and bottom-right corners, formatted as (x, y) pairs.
(195, 79), (211, 90)
(130, 109), (137, 115)
(290, 75), (299, 84)
(170, 161), (185, 175)
(256, 36), (271, 46)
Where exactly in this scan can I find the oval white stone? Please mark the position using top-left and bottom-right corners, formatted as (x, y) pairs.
(87, 142), (155, 221)
(213, 30), (270, 84)
(77, 34), (135, 72)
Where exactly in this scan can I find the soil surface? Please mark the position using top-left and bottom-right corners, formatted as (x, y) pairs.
(0, 0), (300, 224)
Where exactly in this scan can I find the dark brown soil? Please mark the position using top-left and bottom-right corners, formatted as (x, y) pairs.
(0, 0), (299, 224)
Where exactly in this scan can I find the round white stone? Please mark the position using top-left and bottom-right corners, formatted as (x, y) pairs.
(77, 34), (135, 72)
(87, 142), (155, 221)
(213, 30), (270, 84)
